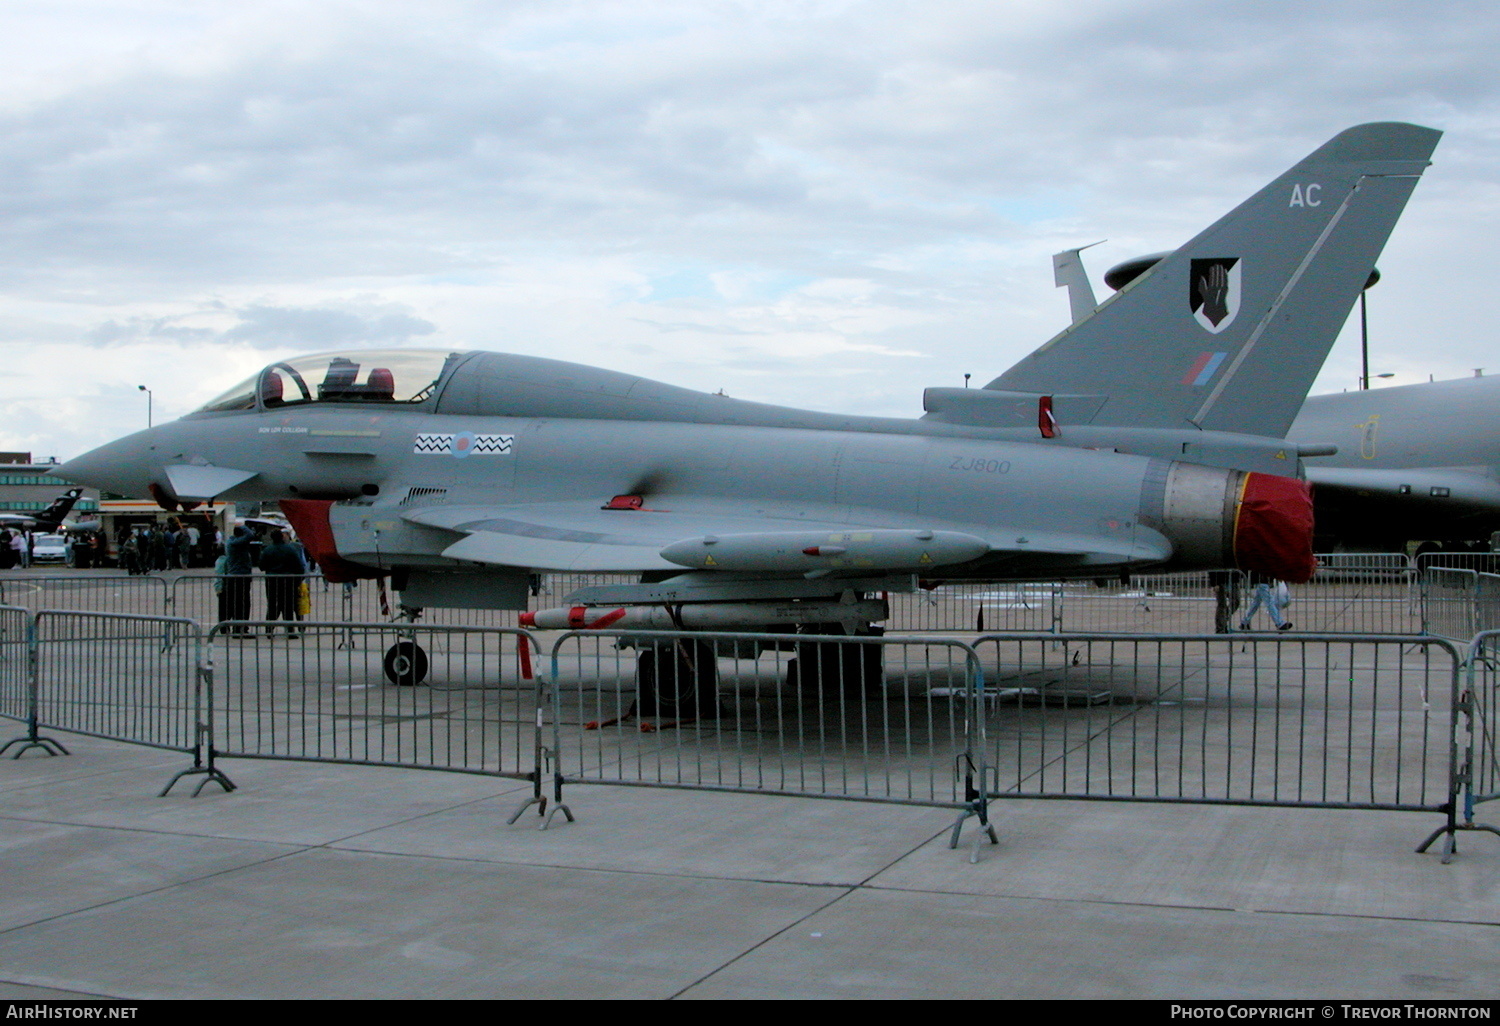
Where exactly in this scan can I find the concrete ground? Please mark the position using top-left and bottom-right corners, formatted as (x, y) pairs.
(0, 730), (1496, 1000)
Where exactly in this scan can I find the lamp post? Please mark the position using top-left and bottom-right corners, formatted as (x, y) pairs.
(137, 385), (152, 428)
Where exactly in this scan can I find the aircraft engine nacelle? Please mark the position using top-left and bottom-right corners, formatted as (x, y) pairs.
(1150, 462), (1315, 583)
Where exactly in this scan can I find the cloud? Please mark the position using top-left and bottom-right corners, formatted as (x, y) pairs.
(0, 0), (1497, 459)
(81, 302), (434, 350)
(220, 305), (436, 347)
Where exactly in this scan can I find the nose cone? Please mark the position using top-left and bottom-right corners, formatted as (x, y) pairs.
(57, 430), (158, 497)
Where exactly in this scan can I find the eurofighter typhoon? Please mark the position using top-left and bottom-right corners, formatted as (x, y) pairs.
(61, 123), (1440, 687)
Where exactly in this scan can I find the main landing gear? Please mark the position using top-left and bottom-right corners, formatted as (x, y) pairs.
(588, 618), (888, 733)
(784, 625), (885, 696)
(635, 639), (720, 724)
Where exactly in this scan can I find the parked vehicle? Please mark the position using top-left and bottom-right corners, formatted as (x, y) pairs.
(30, 533), (68, 563)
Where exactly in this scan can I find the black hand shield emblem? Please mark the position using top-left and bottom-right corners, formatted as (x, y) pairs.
(1190, 257), (1241, 333)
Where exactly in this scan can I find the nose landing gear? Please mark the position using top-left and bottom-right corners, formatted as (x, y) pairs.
(383, 640), (429, 686)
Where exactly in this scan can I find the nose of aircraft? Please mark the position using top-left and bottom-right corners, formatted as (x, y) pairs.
(57, 430), (160, 497)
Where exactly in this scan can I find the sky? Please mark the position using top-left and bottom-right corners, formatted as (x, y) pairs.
(3, 0), (1499, 461)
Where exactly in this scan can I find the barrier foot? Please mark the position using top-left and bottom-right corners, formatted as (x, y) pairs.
(540, 771), (573, 831)
(542, 801), (575, 830)
(506, 794), (545, 825)
(1418, 822), (1500, 865)
(159, 764), (237, 797)
(1, 733), (69, 758)
(948, 803), (999, 863)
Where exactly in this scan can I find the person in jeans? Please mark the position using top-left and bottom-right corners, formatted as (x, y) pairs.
(1239, 572), (1293, 631)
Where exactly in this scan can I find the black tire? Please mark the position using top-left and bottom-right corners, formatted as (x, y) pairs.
(786, 639), (884, 697)
(383, 640), (429, 687)
(636, 641), (718, 719)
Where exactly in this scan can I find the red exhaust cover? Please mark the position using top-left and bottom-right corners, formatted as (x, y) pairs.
(279, 498), (384, 584)
(1233, 473), (1316, 583)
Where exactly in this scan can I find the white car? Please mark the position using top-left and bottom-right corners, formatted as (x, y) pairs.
(30, 534), (68, 563)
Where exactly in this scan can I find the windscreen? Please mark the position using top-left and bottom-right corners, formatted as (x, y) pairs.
(196, 350), (466, 413)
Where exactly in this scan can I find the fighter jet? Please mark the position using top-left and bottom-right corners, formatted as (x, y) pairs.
(58, 123), (1440, 690)
(0, 488), (85, 533)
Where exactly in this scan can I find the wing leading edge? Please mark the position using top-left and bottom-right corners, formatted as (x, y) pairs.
(400, 500), (1172, 575)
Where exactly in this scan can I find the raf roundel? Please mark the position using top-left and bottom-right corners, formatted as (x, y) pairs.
(413, 432), (515, 457)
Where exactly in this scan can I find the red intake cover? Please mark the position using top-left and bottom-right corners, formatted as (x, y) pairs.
(279, 498), (384, 584)
(1233, 473), (1316, 583)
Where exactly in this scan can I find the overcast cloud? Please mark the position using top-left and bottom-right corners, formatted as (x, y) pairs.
(3, 0), (1499, 459)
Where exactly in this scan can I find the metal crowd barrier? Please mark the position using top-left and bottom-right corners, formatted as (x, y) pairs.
(972, 632), (1457, 814)
(170, 573), (361, 628)
(1421, 567), (1478, 640)
(885, 583), (1059, 634)
(1299, 555), (1419, 635)
(547, 629), (988, 821)
(6, 606), (1496, 861)
(10, 610), (229, 793)
(0, 605), (47, 756)
(206, 622), (549, 816)
(0, 574), (170, 617)
(0, 558), (1426, 638)
(1425, 632), (1500, 860)
(1416, 551), (1500, 575)
(1475, 573), (1500, 635)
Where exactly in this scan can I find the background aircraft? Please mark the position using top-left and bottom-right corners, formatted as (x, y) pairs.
(0, 487), (84, 533)
(57, 123), (1439, 693)
(1288, 376), (1500, 553)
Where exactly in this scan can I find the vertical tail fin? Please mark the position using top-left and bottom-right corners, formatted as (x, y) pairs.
(989, 123), (1441, 436)
(32, 488), (82, 529)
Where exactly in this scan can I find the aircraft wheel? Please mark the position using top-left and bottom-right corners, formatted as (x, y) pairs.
(384, 640), (429, 687)
(636, 641), (718, 719)
(786, 636), (883, 697)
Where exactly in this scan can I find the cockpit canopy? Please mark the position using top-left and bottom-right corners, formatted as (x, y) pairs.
(196, 350), (467, 413)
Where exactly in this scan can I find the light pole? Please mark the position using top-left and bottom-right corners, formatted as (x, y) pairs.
(137, 385), (152, 428)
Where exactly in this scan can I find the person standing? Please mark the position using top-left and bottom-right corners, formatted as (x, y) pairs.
(184, 523), (201, 568)
(214, 549), (231, 626)
(148, 526), (167, 572)
(1210, 570), (1241, 633)
(258, 529), (304, 637)
(223, 526), (254, 633)
(120, 530), (140, 575)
